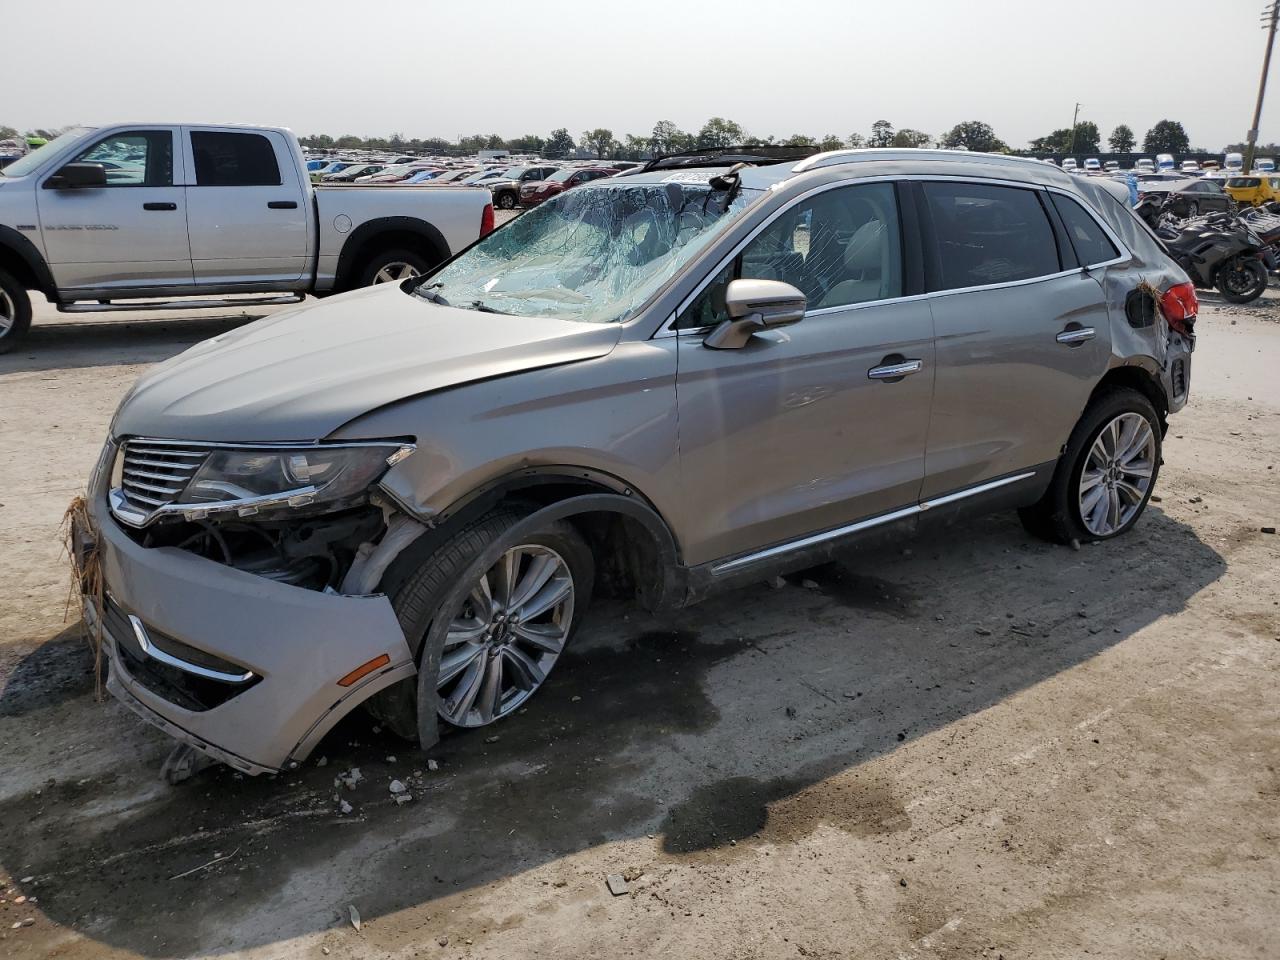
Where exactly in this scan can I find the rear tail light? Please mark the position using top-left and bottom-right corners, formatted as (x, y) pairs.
(1160, 281), (1198, 336)
(480, 202), (495, 238)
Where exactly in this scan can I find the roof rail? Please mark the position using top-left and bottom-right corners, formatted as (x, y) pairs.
(793, 148), (1063, 176)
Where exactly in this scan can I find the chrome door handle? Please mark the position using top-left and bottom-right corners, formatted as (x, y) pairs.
(1056, 326), (1096, 345)
(867, 359), (923, 381)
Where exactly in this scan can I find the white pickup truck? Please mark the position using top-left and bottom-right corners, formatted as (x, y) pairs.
(0, 123), (495, 351)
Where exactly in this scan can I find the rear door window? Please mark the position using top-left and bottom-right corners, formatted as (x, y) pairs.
(1049, 194), (1120, 267)
(921, 182), (1060, 291)
(190, 131), (281, 186)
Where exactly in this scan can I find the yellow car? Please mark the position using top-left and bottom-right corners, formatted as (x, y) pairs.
(1224, 175), (1280, 206)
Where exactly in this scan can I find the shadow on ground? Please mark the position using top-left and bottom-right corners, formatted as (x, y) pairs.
(0, 508), (1226, 956)
(0, 313), (260, 375)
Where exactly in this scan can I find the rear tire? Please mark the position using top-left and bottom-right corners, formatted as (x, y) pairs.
(365, 506), (594, 744)
(357, 247), (432, 287)
(0, 268), (32, 355)
(1018, 387), (1162, 544)
(495, 191), (517, 210)
(1216, 257), (1268, 303)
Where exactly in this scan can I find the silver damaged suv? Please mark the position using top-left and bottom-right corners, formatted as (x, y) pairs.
(77, 149), (1197, 775)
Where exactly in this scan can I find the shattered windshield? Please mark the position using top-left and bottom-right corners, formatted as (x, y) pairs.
(418, 180), (762, 323)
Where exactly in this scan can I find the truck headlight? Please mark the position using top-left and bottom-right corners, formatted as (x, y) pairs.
(178, 442), (414, 517)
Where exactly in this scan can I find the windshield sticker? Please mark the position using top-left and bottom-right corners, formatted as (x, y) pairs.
(661, 171), (715, 184)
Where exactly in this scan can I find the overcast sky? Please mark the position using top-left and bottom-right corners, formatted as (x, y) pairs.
(4, 0), (1276, 150)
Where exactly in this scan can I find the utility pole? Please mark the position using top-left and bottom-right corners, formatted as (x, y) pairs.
(1246, 2), (1279, 171)
(1067, 102), (1081, 155)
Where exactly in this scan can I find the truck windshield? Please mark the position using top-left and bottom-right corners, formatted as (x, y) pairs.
(0, 126), (93, 178)
(419, 180), (762, 324)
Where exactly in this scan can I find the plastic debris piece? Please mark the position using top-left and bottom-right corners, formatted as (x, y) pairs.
(348, 904), (361, 932)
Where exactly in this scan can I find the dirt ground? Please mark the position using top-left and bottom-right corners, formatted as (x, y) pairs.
(0, 288), (1277, 960)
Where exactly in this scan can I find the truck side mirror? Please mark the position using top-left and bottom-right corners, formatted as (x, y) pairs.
(44, 162), (108, 190)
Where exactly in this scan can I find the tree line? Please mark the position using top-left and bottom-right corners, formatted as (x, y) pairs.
(0, 118), (1216, 159)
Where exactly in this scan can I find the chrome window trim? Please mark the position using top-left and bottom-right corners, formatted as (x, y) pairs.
(710, 471), (1036, 575)
(658, 174), (1134, 338)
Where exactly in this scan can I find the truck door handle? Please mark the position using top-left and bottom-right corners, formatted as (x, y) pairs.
(868, 356), (923, 382)
(1056, 325), (1096, 345)
(142, 202), (177, 211)
(267, 200), (298, 209)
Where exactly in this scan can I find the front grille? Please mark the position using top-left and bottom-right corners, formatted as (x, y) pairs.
(115, 439), (212, 521)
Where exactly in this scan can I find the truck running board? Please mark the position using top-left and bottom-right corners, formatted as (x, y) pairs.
(57, 294), (305, 314)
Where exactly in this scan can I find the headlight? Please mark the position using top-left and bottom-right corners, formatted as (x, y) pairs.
(177, 442), (413, 519)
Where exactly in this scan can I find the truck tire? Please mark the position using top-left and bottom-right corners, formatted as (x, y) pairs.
(358, 248), (433, 286)
(365, 505), (594, 745)
(0, 268), (33, 355)
(1018, 387), (1162, 544)
(495, 190), (518, 210)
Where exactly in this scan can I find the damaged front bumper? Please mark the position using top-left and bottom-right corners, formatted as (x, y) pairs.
(77, 492), (415, 775)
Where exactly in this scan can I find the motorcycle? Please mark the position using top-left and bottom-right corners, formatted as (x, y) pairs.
(1136, 195), (1273, 304)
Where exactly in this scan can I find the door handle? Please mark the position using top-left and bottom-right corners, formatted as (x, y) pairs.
(1056, 326), (1096, 345)
(267, 200), (298, 209)
(867, 358), (923, 382)
(142, 202), (177, 211)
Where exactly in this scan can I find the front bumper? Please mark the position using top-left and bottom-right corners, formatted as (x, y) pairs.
(78, 489), (415, 775)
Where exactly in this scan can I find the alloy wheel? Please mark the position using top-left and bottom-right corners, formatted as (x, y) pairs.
(0, 287), (13, 334)
(1078, 412), (1156, 537)
(437, 544), (575, 727)
(373, 262), (421, 283)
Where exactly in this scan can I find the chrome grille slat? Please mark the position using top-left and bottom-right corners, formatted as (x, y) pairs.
(124, 467), (198, 483)
(112, 439), (213, 523)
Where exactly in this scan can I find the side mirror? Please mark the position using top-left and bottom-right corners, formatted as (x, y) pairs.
(44, 162), (108, 190)
(704, 278), (807, 349)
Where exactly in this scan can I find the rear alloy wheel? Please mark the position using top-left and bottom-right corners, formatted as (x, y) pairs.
(0, 268), (33, 355)
(1018, 387), (1162, 544)
(495, 191), (518, 210)
(1077, 412), (1157, 537)
(358, 247), (432, 287)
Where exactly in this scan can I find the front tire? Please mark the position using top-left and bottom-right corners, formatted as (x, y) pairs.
(365, 507), (594, 743)
(0, 268), (33, 355)
(1019, 387), (1162, 544)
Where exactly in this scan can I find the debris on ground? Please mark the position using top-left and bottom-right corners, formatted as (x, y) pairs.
(348, 904), (361, 932)
(389, 779), (407, 795)
(339, 768), (363, 790)
(1262, 526), (1276, 534)
(437, 935), (449, 947)
(316, 756), (328, 767)
(427, 759), (439, 771)
(606, 874), (629, 896)
(338, 799), (353, 815)
(484, 735), (500, 744)
(394, 793), (413, 806)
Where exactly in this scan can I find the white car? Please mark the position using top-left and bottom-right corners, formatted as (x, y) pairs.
(1083, 158), (1101, 173)
(1061, 158), (1079, 173)
(1135, 159), (1156, 174)
(1180, 160), (1201, 174)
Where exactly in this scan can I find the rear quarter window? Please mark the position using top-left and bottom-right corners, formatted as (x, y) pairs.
(1049, 194), (1120, 266)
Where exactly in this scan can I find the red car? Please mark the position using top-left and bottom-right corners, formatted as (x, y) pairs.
(519, 166), (618, 206)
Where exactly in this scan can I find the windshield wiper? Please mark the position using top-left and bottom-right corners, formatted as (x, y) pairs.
(470, 300), (509, 314)
(417, 282), (450, 306)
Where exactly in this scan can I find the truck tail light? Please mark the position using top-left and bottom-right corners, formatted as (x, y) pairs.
(1160, 281), (1197, 336)
(480, 202), (495, 238)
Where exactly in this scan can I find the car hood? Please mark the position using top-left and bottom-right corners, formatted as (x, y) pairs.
(113, 283), (623, 443)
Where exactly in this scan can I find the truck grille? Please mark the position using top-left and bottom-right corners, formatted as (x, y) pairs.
(115, 440), (213, 520)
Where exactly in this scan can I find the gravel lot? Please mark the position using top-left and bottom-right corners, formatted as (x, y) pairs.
(0, 284), (1276, 960)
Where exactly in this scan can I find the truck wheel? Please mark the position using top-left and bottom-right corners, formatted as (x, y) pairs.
(1018, 387), (1162, 544)
(0, 268), (33, 355)
(365, 506), (594, 744)
(495, 191), (517, 210)
(359, 248), (432, 286)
